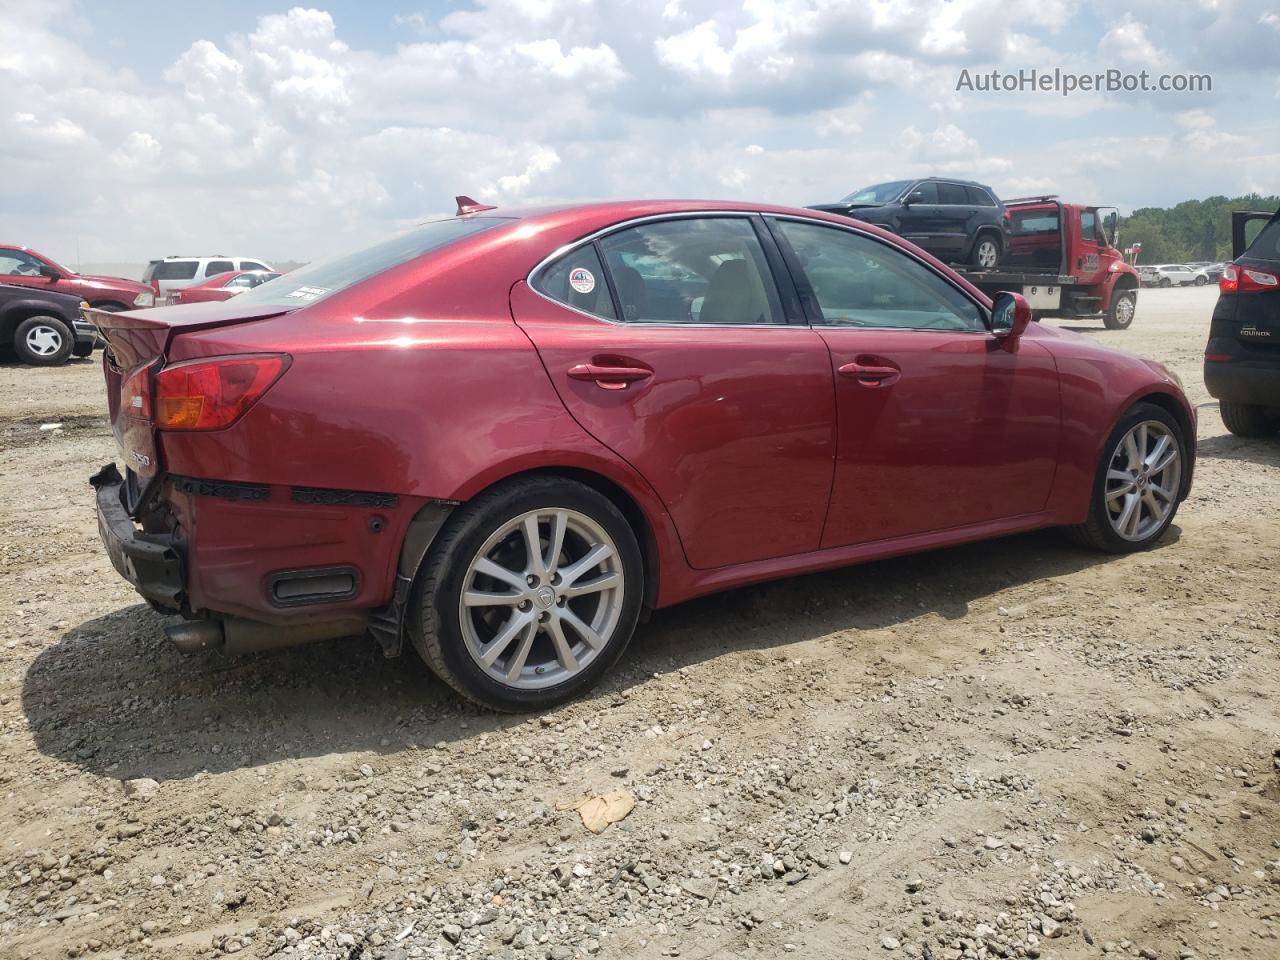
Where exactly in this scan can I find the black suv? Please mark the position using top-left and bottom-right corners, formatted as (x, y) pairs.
(1205, 207), (1280, 436)
(810, 178), (1008, 269)
(0, 283), (97, 365)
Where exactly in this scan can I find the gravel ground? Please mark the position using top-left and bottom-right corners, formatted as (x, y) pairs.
(2, 286), (1278, 960)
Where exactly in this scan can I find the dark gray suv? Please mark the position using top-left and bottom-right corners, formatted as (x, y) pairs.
(810, 178), (1009, 269)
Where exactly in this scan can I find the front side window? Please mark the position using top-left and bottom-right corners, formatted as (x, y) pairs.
(204, 260), (234, 277)
(532, 245), (616, 321)
(1079, 210), (1097, 240)
(0, 251), (43, 276)
(776, 219), (985, 332)
(840, 180), (913, 205)
(907, 181), (939, 204)
(596, 217), (784, 325)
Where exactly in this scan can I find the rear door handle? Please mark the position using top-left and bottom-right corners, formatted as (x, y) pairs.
(567, 363), (653, 390)
(837, 361), (901, 386)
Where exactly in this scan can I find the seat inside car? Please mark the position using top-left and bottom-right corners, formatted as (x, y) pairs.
(699, 258), (766, 324)
(612, 264), (647, 322)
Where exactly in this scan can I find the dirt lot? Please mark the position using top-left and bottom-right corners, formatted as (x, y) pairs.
(2, 286), (1278, 960)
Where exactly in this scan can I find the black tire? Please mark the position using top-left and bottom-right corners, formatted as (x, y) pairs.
(1159, 277), (1172, 288)
(1104, 289), (1137, 330)
(407, 476), (644, 711)
(971, 233), (1002, 270)
(13, 315), (74, 366)
(72, 344), (94, 358)
(1067, 402), (1187, 553)
(1219, 401), (1278, 438)
(1193, 276), (1208, 286)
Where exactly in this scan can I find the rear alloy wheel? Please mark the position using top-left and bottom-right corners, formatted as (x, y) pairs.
(1104, 290), (1137, 330)
(1159, 277), (1172, 288)
(409, 477), (643, 711)
(14, 315), (74, 366)
(1068, 403), (1186, 552)
(1219, 401), (1278, 437)
(972, 234), (1001, 270)
(1193, 275), (1208, 286)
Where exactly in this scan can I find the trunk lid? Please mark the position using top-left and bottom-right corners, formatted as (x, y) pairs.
(88, 302), (292, 512)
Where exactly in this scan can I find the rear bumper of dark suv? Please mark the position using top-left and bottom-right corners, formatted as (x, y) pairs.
(1204, 349), (1280, 407)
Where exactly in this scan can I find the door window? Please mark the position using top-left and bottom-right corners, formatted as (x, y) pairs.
(532, 245), (617, 321)
(937, 182), (969, 205)
(0, 251), (44, 276)
(1079, 210), (1098, 240)
(204, 260), (234, 278)
(965, 186), (997, 207)
(777, 220), (985, 332)
(907, 181), (938, 204)
(596, 217), (784, 325)
(239, 260), (270, 272)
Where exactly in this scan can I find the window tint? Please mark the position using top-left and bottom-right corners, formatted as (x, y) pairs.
(937, 182), (969, 205)
(533, 245), (616, 321)
(1245, 216), (1280, 263)
(907, 181), (938, 204)
(965, 186), (996, 207)
(1009, 211), (1059, 235)
(596, 218), (784, 325)
(204, 260), (234, 277)
(840, 180), (913, 205)
(239, 261), (269, 272)
(0, 251), (43, 276)
(147, 261), (199, 280)
(777, 220), (985, 332)
(235, 217), (507, 307)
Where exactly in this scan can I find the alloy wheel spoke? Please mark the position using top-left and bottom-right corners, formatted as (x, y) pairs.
(463, 589), (522, 607)
(1107, 468), (1133, 484)
(545, 511), (567, 575)
(1143, 435), (1170, 470)
(561, 571), (620, 598)
(1105, 485), (1131, 503)
(545, 616), (579, 673)
(1115, 492), (1140, 536)
(474, 557), (527, 592)
(503, 621), (538, 683)
(522, 515), (546, 578)
(1123, 432), (1141, 470)
(479, 610), (533, 666)
(1142, 489), (1167, 522)
(557, 543), (613, 587)
(1150, 448), (1178, 474)
(560, 606), (605, 650)
(1149, 482), (1174, 503)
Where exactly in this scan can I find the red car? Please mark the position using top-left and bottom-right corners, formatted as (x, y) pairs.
(89, 198), (1194, 711)
(0, 245), (156, 311)
(167, 270), (283, 305)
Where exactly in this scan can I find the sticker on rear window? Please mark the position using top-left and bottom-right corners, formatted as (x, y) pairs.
(569, 268), (595, 294)
(286, 286), (328, 301)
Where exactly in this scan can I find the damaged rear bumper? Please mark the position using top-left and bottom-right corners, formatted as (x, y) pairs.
(90, 463), (184, 610)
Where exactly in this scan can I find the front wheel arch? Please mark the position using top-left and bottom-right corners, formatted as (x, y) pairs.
(88, 301), (129, 312)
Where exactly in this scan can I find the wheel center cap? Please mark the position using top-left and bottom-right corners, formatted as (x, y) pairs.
(533, 585), (556, 609)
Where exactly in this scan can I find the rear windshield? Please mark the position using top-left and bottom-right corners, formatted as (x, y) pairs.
(144, 260), (199, 280)
(1244, 216), (1280, 264)
(234, 217), (510, 307)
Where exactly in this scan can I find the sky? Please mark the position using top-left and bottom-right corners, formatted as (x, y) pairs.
(1, 0), (1277, 267)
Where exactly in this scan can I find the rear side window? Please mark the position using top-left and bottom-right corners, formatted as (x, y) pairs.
(966, 186), (997, 207)
(235, 216), (508, 307)
(1245, 217), (1280, 263)
(147, 261), (199, 280)
(937, 182), (968, 205)
(533, 246), (617, 321)
(239, 260), (269, 272)
(1010, 211), (1059, 235)
(204, 260), (234, 277)
(596, 217), (784, 325)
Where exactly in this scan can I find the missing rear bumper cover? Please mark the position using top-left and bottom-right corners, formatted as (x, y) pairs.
(290, 486), (399, 508)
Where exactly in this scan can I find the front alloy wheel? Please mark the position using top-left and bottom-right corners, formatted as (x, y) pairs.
(409, 477), (643, 711)
(1104, 420), (1182, 541)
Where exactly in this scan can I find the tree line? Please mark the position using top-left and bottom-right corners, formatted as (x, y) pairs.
(1119, 194), (1279, 264)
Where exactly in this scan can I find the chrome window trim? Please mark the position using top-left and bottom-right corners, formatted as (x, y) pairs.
(768, 213), (995, 334)
(525, 211), (796, 329)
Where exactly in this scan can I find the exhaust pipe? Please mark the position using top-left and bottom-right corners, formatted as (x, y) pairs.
(165, 620), (225, 654)
(165, 615), (367, 656)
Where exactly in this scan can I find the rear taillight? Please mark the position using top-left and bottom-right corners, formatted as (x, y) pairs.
(154, 354), (290, 430)
(121, 365), (153, 420)
(1220, 263), (1280, 294)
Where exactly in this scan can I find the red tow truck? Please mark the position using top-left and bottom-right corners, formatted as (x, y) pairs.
(953, 197), (1141, 330)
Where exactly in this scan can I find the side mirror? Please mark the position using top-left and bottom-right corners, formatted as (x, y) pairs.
(38, 264), (62, 280)
(904, 191), (925, 206)
(990, 291), (1032, 341)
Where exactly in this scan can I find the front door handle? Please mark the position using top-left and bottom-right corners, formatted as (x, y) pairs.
(837, 361), (900, 387)
(567, 363), (653, 390)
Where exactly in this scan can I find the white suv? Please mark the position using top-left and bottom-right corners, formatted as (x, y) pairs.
(142, 256), (274, 295)
(1140, 264), (1210, 287)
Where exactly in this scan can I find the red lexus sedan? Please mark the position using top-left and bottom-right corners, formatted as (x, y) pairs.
(89, 199), (1194, 711)
(166, 270), (282, 305)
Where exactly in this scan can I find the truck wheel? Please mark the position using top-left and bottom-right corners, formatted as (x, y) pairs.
(1219, 402), (1278, 438)
(14, 315), (74, 365)
(972, 234), (1001, 270)
(1104, 290), (1136, 330)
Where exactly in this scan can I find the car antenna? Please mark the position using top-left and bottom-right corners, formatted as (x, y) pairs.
(455, 195), (498, 216)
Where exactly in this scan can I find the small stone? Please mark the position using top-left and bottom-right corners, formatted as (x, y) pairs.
(905, 875), (924, 893)
(839, 851), (853, 865)
(122, 778), (160, 800)
(881, 935), (901, 950)
(680, 878), (717, 902)
(442, 923), (462, 944)
(984, 837), (1004, 850)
